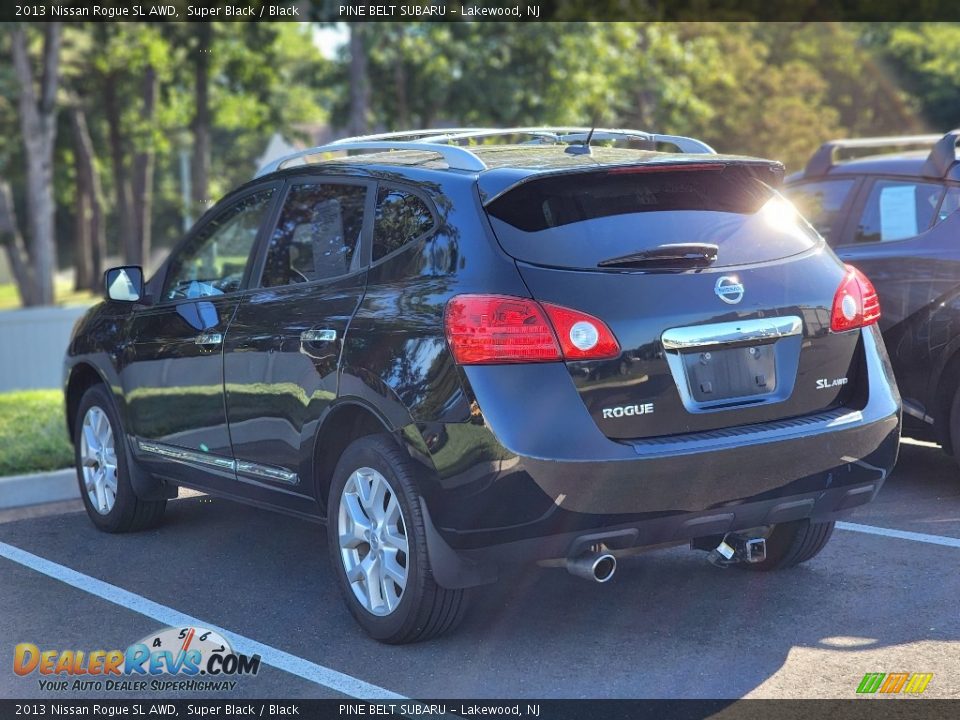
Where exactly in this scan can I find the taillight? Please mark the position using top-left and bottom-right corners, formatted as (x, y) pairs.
(541, 303), (621, 360)
(830, 265), (881, 332)
(444, 295), (620, 365)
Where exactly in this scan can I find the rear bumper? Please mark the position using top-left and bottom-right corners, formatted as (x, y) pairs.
(420, 325), (900, 588)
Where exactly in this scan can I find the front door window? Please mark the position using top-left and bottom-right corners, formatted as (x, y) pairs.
(163, 189), (276, 301)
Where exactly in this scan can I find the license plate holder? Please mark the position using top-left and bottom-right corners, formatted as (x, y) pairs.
(681, 343), (777, 403)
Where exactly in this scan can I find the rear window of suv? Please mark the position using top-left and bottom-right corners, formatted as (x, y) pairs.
(485, 164), (819, 270)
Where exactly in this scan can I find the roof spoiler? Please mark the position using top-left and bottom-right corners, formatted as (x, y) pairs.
(804, 130), (960, 179)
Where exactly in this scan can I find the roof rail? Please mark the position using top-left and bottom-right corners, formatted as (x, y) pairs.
(921, 130), (960, 178)
(327, 128), (501, 145)
(255, 140), (489, 177)
(804, 132), (956, 178)
(253, 127), (717, 178)
(425, 127), (716, 154)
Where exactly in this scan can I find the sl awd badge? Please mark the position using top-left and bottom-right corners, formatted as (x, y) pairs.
(715, 275), (745, 305)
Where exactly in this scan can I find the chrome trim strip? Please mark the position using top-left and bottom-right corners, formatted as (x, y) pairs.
(235, 461), (300, 485)
(138, 440), (299, 485)
(137, 440), (235, 470)
(194, 332), (223, 346)
(661, 316), (802, 351)
(300, 329), (337, 343)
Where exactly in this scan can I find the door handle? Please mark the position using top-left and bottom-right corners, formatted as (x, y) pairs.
(300, 329), (337, 343)
(194, 332), (223, 346)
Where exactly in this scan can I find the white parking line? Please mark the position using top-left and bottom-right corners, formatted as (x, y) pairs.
(837, 521), (960, 549)
(0, 540), (406, 700)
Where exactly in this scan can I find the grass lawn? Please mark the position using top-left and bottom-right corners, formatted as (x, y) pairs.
(0, 390), (74, 476)
(0, 280), (96, 311)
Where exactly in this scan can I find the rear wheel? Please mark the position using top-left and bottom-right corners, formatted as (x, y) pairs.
(948, 382), (960, 466)
(741, 519), (835, 571)
(74, 384), (166, 533)
(327, 434), (468, 643)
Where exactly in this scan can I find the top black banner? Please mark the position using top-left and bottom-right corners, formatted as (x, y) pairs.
(4, 0), (960, 23)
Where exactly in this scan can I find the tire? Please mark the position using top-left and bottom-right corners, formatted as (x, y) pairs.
(949, 382), (960, 465)
(327, 433), (468, 643)
(740, 519), (835, 571)
(74, 384), (166, 533)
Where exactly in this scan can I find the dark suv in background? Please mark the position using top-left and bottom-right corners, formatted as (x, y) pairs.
(787, 130), (959, 459)
(65, 128), (900, 643)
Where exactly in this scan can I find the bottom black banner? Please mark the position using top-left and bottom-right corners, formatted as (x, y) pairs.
(0, 700), (956, 720)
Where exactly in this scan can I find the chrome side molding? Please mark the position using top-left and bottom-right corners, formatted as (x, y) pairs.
(138, 440), (299, 485)
(235, 460), (299, 485)
(194, 332), (223, 347)
(137, 440), (235, 471)
(662, 316), (802, 351)
(300, 329), (337, 343)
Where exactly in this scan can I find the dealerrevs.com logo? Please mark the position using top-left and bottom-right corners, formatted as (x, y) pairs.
(14, 626), (261, 693)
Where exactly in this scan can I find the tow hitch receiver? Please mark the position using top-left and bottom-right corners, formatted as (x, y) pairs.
(707, 533), (767, 568)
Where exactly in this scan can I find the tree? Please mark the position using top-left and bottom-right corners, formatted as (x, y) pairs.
(130, 63), (157, 266)
(9, 23), (62, 306)
(69, 105), (105, 291)
(0, 180), (37, 306)
(879, 23), (960, 132)
(347, 23), (370, 135)
(191, 23), (212, 215)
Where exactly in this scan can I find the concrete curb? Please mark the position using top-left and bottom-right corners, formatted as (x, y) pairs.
(0, 468), (79, 510)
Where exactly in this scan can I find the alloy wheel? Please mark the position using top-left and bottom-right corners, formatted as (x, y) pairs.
(337, 467), (409, 616)
(79, 406), (118, 515)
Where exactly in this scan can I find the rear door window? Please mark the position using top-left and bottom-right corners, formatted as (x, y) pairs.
(261, 182), (367, 287)
(373, 187), (435, 261)
(852, 179), (945, 244)
(935, 186), (960, 225)
(485, 164), (818, 270)
(787, 179), (856, 245)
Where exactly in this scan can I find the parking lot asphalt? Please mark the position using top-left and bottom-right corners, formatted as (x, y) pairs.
(0, 438), (958, 701)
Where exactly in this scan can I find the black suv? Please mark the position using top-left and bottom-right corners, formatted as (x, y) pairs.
(786, 130), (959, 457)
(65, 128), (900, 643)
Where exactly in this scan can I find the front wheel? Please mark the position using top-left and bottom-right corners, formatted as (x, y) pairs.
(740, 519), (835, 571)
(327, 434), (468, 643)
(74, 384), (166, 533)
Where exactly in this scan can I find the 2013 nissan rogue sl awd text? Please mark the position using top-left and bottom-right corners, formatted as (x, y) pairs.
(64, 128), (901, 643)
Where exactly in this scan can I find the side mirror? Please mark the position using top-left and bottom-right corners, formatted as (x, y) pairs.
(104, 266), (144, 303)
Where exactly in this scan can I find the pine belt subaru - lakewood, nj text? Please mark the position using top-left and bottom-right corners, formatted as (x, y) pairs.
(65, 128), (901, 643)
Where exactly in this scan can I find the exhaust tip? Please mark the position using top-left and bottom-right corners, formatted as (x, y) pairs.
(567, 551), (617, 583)
(592, 554), (616, 583)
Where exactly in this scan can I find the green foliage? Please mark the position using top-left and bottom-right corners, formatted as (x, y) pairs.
(0, 390), (74, 475)
(3, 19), (960, 307)
(882, 23), (960, 132)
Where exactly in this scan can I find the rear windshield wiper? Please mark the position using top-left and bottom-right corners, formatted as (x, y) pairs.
(597, 243), (719, 269)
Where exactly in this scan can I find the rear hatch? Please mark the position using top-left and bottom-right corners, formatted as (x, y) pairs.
(484, 161), (864, 440)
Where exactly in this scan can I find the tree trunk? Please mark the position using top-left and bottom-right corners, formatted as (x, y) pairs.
(71, 112), (92, 292)
(348, 23), (370, 136)
(0, 181), (38, 307)
(191, 24), (212, 215)
(392, 27), (409, 129)
(132, 64), (157, 269)
(104, 72), (134, 267)
(10, 24), (62, 306)
(70, 106), (105, 291)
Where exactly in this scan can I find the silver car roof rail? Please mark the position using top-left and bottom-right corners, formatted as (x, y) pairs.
(255, 140), (490, 176)
(921, 130), (960, 178)
(254, 127), (717, 178)
(804, 131), (960, 178)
